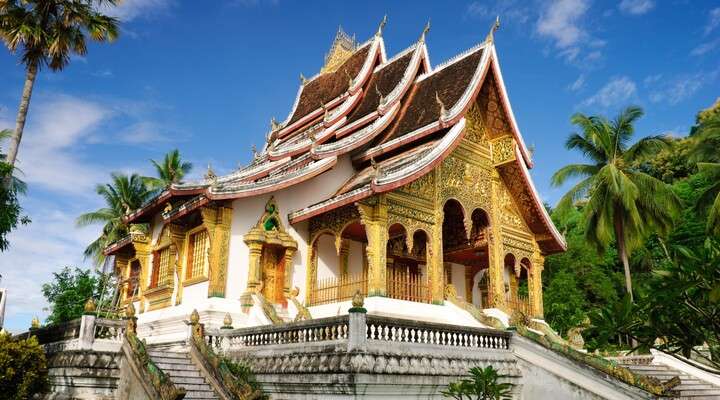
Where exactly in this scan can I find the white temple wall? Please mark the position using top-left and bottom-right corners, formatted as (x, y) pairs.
(316, 234), (338, 281)
(181, 281), (210, 306)
(472, 269), (487, 308)
(449, 262), (467, 301)
(224, 154), (356, 303)
(347, 240), (364, 276)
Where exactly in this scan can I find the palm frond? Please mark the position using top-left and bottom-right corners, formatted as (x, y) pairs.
(623, 135), (671, 163)
(551, 164), (600, 186)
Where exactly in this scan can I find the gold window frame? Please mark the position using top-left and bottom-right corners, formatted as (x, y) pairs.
(182, 225), (210, 286)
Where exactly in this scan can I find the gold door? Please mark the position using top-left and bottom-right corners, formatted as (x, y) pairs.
(261, 247), (286, 305)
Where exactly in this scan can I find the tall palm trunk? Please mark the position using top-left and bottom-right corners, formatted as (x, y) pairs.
(5, 62), (38, 169)
(614, 218), (633, 302)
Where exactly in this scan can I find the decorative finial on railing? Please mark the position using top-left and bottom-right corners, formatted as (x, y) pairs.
(419, 19), (431, 43)
(349, 290), (366, 313)
(30, 316), (40, 330)
(125, 303), (137, 335)
(190, 309), (200, 325)
(222, 313), (233, 330)
(375, 14), (388, 37)
(485, 16), (500, 44)
(83, 298), (96, 315)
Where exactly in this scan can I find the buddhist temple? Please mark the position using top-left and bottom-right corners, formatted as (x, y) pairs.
(104, 20), (566, 342)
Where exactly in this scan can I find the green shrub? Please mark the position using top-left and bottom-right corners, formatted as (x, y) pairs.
(442, 366), (513, 400)
(0, 332), (49, 399)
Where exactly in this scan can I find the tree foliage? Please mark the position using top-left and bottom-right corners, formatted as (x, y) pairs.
(41, 267), (105, 325)
(0, 332), (49, 399)
(551, 106), (680, 301)
(143, 148), (192, 195)
(0, 129), (29, 251)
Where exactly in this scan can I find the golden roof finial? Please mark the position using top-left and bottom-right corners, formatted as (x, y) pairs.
(251, 144), (258, 159)
(270, 116), (280, 131)
(376, 14), (388, 37)
(31, 316), (40, 329)
(420, 19), (431, 42)
(204, 163), (217, 183)
(300, 73), (307, 84)
(485, 16), (500, 43)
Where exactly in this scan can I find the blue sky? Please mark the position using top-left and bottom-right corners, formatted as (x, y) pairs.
(1, 0), (718, 332)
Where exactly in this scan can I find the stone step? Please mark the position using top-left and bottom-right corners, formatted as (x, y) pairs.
(676, 389), (720, 396)
(171, 376), (207, 386)
(164, 369), (202, 378)
(151, 356), (193, 365)
(184, 390), (219, 399)
(155, 362), (197, 371)
(147, 351), (190, 359)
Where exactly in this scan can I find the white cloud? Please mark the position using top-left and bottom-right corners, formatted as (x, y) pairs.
(618, 0), (655, 15)
(466, 1), (531, 25)
(705, 7), (720, 35)
(101, 0), (173, 22)
(119, 121), (174, 144)
(537, 0), (590, 49)
(691, 38), (720, 56)
(643, 74), (662, 86)
(581, 76), (637, 108)
(648, 70), (719, 105)
(568, 74), (586, 91)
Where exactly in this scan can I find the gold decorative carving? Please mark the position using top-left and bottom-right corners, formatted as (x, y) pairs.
(357, 196), (388, 297)
(397, 171), (435, 200)
(491, 135), (516, 166)
(464, 103), (489, 146)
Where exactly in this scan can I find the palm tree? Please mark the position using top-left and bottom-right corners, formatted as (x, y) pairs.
(77, 173), (150, 265)
(0, 0), (120, 174)
(143, 149), (192, 194)
(691, 113), (720, 235)
(552, 106), (681, 301)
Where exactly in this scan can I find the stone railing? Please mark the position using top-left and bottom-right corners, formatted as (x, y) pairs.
(204, 310), (510, 353)
(606, 355), (655, 366)
(15, 314), (126, 353)
(187, 310), (265, 400)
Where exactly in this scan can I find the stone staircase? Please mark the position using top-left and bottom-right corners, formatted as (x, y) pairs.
(614, 359), (720, 399)
(147, 346), (220, 400)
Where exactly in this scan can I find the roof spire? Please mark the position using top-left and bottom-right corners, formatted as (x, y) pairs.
(419, 19), (431, 43)
(251, 144), (258, 159)
(300, 73), (307, 84)
(204, 163), (217, 183)
(270, 117), (280, 131)
(375, 14), (388, 37)
(485, 16), (500, 43)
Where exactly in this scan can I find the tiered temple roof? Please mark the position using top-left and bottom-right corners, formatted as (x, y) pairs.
(122, 22), (565, 255)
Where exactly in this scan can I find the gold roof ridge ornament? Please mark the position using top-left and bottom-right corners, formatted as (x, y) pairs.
(419, 19), (431, 43)
(204, 163), (217, 184)
(375, 14), (388, 37)
(270, 116), (280, 131)
(485, 16), (500, 44)
(322, 26), (358, 74)
(299, 73), (307, 85)
(435, 91), (447, 118)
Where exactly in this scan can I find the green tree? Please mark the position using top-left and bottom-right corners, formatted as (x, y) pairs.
(41, 267), (105, 325)
(143, 149), (193, 194)
(0, 0), (119, 174)
(689, 112), (720, 235)
(587, 238), (720, 371)
(0, 129), (29, 251)
(551, 106), (681, 301)
(0, 332), (49, 399)
(442, 366), (513, 400)
(76, 173), (150, 265)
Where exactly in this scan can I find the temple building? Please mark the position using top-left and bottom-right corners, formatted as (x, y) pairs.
(104, 20), (566, 342)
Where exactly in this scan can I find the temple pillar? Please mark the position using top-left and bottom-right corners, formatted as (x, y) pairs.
(204, 205), (233, 298)
(487, 170), (506, 309)
(529, 252), (545, 318)
(429, 224), (444, 304)
(305, 243), (318, 304)
(283, 247), (296, 298)
(464, 268), (474, 303)
(244, 231), (264, 293)
(339, 239), (350, 277)
(131, 234), (151, 313)
(358, 197), (388, 297)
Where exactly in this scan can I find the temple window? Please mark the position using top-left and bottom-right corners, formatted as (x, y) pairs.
(185, 228), (209, 281)
(126, 260), (141, 298)
(150, 245), (171, 289)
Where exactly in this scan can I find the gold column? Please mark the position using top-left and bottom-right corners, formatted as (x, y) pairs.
(428, 225), (444, 304)
(204, 205), (233, 298)
(305, 242), (318, 305)
(132, 239), (151, 313)
(358, 196), (388, 297)
(168, 224), (186, 305)
(487, 170), (506, 309)
(115, 253), (130, 303)
(529, 252), (545, 318)
(464, 268), (474, 303)
(283, 247), (296, 298)
(339, 239), (350, 277)
(244, 229), (265, 293)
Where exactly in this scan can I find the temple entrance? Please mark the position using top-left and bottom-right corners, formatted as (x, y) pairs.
(261, 246), (286, 304)
(442, 200), (491, 304)
(387, 225), (430, 303)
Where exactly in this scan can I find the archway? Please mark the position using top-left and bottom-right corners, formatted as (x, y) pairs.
(386, 224), (430, 303)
